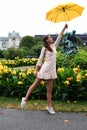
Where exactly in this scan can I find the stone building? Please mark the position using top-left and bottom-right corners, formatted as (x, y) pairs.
(0, 31), (21, 50)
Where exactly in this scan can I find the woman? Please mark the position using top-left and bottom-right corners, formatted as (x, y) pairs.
(21, 24), (68, 114)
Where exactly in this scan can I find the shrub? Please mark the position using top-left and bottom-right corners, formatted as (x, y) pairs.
(56, 49), (87, 70)
(0, 63), (87, 101)
(71, 49), (87, 69)
(56, 66), (87, 101)
(3, 49), (24, 60)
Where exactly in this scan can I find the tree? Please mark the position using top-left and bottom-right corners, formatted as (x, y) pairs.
(0, 50), (4, 58)
(28, 44), (43, 56)
(19, 36), (35, 49)
(34, 37), (42, 45)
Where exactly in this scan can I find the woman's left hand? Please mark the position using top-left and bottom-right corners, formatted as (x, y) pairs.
(64, 24), (68, 29)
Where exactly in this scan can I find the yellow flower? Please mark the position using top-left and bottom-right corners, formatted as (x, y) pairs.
(27, 69), (32, 75)
(31, 58), (37, 62)
(67, 77), (73, 81)
(73, 66), (80, 73)
(12, 70), (16, 75)
(18, 81), (23, 85)
(3, 66), (7, 69)
(76, 73), (81, 82)
(0, 64), (3, 70)
(19, 72), (26, 77)
(64, 80), (70, 85)
(9, 60), (15, 65)
(40, 81), (45, 86)
(3, 69), (8, 73)
(29, 68), (34, 72)
(57, 67), (64, 72)
(0, 66), (8, 73)
(27, 68), (34, 75)
(85, 73), (87, 78)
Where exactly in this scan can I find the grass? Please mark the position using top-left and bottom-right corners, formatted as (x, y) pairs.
(0, 96), (87, 112)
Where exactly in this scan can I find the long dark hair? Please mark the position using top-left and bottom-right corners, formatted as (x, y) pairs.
(43, 35), (53, 52)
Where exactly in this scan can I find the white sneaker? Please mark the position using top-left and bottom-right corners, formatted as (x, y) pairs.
(21, 97), (26, 110)
(46, 106), (55, 114)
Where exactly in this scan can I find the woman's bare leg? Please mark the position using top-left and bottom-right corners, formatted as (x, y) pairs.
(24, 78), (41, 101)
(46, 79), (53, 108)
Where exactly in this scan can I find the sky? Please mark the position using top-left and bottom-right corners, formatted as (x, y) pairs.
(0, 0), (87, 37)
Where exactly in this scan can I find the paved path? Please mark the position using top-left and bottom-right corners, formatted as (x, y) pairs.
(14, 66), (35, 70)
(0, 108), (87, 130)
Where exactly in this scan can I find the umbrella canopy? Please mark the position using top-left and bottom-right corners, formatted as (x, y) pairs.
(46, 2), (84, 23)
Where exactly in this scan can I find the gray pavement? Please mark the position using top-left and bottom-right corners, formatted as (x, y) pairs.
(0, 108), (87, 130)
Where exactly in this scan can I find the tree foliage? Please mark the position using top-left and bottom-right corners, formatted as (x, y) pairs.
(19, 35), (35, 49)
(34, 37), (42, 45)
(2, 48), (24, 59)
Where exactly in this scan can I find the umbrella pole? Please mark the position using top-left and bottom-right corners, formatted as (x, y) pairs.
(64, 21), (68, 34)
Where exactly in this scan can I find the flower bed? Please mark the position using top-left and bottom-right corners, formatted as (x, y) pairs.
(0, 62), (87, 101)
(56, 66), (87, 100)
(0, 57), (38, 67)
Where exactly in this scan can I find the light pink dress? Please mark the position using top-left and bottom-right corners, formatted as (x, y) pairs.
(36, 35), (62, 80)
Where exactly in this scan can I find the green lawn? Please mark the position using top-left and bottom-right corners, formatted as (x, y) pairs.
(0, 96), (87, 112)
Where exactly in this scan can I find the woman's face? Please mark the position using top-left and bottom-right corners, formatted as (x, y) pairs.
(46, 35), (53, 44)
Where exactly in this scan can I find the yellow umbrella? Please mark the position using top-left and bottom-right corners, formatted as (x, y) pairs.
(46, 2), (84, 23)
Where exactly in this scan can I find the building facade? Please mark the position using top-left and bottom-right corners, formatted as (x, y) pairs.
(35, 33), (87, 46)
(0, 31), (87, 50)
(0, 31), (21, 50)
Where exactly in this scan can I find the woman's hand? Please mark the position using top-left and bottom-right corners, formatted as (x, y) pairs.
(64, 24), (68, 29)
(34, 70), (38, 76)
(34, 65), (41, 76)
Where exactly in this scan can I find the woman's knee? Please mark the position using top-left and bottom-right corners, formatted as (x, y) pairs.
(46, 79), (53, 85)
(33, 78), (41, 87)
